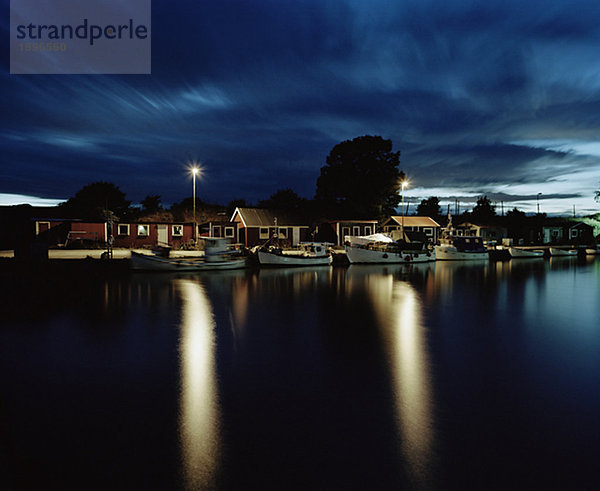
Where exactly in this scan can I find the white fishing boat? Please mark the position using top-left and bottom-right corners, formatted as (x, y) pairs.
(257, 242), (332, 266)
(345, 234), (435, 264)
(434, 215), (489, 261)
(585, 246), (600, 255)
(508, 247), (544, 258)
(130, 238), (247, 271)
(549, 248), (578, 257)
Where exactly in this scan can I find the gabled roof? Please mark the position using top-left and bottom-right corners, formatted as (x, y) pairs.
(384, 216), (441, 227)
(457, 222), (506, 229)
(328, 219), (378, 224)
(231, 207), (308, 227)
(542, 220), (593, 230)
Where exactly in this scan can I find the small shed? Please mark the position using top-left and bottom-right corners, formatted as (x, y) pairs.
(231, 207), (310, 247)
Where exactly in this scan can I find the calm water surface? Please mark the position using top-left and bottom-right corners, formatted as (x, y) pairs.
(1, 257), (599, 490)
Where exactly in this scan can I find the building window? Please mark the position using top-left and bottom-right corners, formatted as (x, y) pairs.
(225, 227), (235, 238)
(423, 227), (433, 236)
(364, 226), (372, 235)
(352, 226), (360, 236)
(342, 227), (350, 239)
(213, 225), (222, 237)
(172, 224), (183, 236)
(117, 224), (130, 236)
(279, 228), (288, 239)
(571, 229), (578, 238)
(137, 224), (149, 237)
(36, 221), (51, 235)
(259, 227), (269, 239)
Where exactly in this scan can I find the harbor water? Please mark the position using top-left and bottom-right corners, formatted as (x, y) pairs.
(1, 257), (599, 489)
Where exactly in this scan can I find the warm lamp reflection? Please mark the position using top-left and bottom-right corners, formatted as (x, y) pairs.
(177, 279), (221, 489)
(367, 274), (434, 485)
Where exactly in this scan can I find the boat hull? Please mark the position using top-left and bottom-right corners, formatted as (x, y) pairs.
(257, 251), (332, 266)
(509, 247), (544, 258)
(345, 245), (434, 264)
(585, 248), (600, 255)
(434, 245), (489, 261)
(131, 252), (247, 271)
(549, 248), (578, 257)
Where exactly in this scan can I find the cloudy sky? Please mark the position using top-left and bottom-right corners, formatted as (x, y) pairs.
(2, 0), (600, 214)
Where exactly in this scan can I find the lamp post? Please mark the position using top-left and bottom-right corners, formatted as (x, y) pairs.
(537, 193), (542, 215)
(401, 180), (408, 241)
(192, 166), (199, 243)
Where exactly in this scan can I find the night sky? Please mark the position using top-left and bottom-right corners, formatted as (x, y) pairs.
(2, 0), (600, 214)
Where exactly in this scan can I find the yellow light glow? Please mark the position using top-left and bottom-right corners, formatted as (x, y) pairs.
(177, 279), (220, 490)
(364, 272), (433, 486)
(188, 161), (205, 179)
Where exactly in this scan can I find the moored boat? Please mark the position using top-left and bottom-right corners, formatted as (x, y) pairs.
(549, 248), (578, 257)
(257, 242), (332, 266)
(345, 233), (435, 264)
(434, 215), (489, 261)
(130, 238), (247, 271)
(508, 247), (544, 258)
(585, 246), (600, 255)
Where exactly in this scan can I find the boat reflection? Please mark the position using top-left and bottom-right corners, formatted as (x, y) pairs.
(349, 266), (435, 486)
(176, 279), (221, 489)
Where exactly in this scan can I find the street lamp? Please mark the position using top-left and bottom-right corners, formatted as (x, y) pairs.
(537, 192), (542, 215)
(191, 166), (200, 243)
(401, 179), (408, 241)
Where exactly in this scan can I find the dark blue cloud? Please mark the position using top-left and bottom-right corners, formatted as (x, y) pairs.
(2, 0), (600, 212)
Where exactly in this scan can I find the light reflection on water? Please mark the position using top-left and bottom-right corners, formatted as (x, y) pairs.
(177, 279), (221, 490)
(2, 258), (599, 488)
(350, 266), (434, 486)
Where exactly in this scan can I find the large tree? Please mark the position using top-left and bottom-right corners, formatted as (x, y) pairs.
(315, 135), (403, 219)
(416, 196), (441, 218)
(471, 196), (497, 223)
(141, 195), (162, 214)
(258, 188), (306, 213)
(59, 182), (131, 220)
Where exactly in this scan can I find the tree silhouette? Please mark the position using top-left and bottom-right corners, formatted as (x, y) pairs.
(141, 195), (162, 214)
(258, 188), (306, 213)
(471, 196), (496, 223)
(59, 182), (131, 220)
(416, 196), (441, 218)
(315, 135), (403, 219)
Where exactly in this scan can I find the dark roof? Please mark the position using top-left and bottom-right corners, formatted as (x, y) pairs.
(233, 207), (308, 227)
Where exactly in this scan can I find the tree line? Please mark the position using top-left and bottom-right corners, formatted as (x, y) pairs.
(57, 135), (405, 223)
(55, 134), (597, 226)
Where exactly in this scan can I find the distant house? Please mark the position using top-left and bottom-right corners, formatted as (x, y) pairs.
(455, 222), (507, 244)
(198, 220), (239, 242)
(230, 207), (310, 247)
(112, 221), (194, 248)
(33, 219), (106, 247)
(317, 219), (379, 246)
(542, 220), (594, 244)
(381, 216), (441, 242)
(32, 219), (195, 249)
